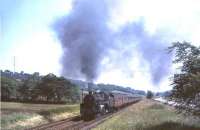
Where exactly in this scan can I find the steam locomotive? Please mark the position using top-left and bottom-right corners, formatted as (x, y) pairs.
(80, 90), (142, 121)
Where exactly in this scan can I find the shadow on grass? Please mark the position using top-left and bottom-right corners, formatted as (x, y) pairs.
(37, 106), (77, 122)
(141, 121), (200, 130)
(38, 111), (53, 122)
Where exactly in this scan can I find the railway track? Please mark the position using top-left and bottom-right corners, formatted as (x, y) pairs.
(28, 111), (116, 130)
(28, 99), (141, 130)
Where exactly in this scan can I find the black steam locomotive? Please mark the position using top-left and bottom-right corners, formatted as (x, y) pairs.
(80, 90), (141, 121)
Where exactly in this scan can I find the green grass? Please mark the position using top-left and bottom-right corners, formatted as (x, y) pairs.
(37, 104), (79, 117)
(1, 102), (79, 130)
(147, 103), (165, 110)
(93, 100), (200, 130)
(1, 101), (72, 111)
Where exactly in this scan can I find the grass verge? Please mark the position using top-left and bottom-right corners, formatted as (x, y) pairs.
(93, 99), (200, 130)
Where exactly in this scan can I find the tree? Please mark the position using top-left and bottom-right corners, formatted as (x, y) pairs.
(18, 74), (40, 101)
(36, 73), (79, 103)
(35, 73), (58, 102)
(1, 76), (20, 101)
(146, 90), (154, 99)
(168, 41), (200, 116)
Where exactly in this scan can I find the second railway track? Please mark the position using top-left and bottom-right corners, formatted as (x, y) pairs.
(29, 112), (116, 130)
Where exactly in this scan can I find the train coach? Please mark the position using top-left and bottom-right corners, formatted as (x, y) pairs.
(111, 90), (141, 109)
(80, 90), (142, 121)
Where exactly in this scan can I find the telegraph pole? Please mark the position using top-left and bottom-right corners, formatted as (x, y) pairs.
(14, 56), (15, 73)
(0, 15), (2, 40)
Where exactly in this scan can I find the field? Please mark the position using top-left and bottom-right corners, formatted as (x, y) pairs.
(93, 99), (200, 130)
(1, 102), (79, 130)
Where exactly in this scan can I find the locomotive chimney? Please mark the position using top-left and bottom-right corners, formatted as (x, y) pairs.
(88, 82), (93, 93)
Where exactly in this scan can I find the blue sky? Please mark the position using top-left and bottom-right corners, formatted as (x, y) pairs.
(0, 0), (72, 75)
(0, 0), (200, 91)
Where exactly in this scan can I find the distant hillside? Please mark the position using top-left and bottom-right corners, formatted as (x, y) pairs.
(70, 79), (146, 96)
(1, 70), (37, 81)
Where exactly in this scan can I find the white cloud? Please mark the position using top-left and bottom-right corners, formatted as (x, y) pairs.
(110, 0), (200, 44)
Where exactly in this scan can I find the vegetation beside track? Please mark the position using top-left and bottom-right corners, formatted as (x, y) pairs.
(93, 99), (200, 130)
(1, 102), (79, 130)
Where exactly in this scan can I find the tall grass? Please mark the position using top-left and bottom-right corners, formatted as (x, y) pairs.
(1, 102), (79, 130)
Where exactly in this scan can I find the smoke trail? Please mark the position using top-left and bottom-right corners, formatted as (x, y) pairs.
(54, 0), (112, 81)
(120, 21), (172, 84)
(54, 0), (172, 85)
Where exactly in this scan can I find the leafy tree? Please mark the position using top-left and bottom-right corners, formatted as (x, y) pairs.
(146, 90), (154, 99)
(69, 82), (80, 102)
(35, 73), (58, 102)
(55, 77), (80, 103)
(168, 41), (200, 116)
(18, 74), (40, 101)
(1, 76), (20, 100)
(36, 73), (79, 103)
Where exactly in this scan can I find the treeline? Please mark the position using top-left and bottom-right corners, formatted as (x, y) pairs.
(1, 73), (80, 103)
